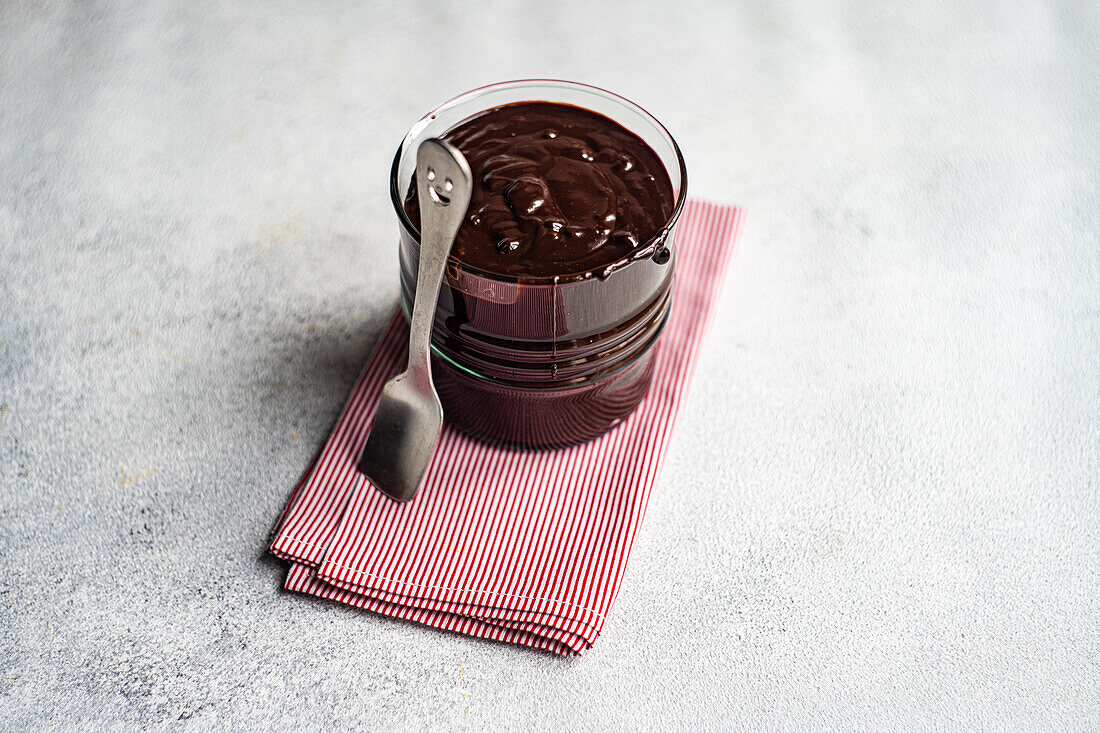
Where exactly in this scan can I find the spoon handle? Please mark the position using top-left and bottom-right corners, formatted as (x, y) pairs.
(406, 138), (472, 379)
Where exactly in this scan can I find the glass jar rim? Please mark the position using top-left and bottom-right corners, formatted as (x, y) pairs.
(389, 79), (689, 285)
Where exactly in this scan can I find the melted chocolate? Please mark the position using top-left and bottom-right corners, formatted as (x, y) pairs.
(404, 102), (674, 278)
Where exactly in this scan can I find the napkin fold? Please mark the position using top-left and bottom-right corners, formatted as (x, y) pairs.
(269, 200), (744, 655)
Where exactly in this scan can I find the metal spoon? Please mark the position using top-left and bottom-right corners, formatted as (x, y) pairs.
(356, 138), (472, 503)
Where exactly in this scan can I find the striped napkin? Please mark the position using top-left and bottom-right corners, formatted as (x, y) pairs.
(269, 200), (744, 655)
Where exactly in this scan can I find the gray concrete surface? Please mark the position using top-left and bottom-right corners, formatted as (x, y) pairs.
(1, 0), (1098, 729)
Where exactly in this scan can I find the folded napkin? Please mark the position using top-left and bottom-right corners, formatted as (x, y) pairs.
(269, 200), (744, 655)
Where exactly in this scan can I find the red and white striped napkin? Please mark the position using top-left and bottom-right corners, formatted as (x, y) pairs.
(269, 200), (744, 655)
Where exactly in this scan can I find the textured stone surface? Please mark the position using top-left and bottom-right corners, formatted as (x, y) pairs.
(1, 0), (1097, 729)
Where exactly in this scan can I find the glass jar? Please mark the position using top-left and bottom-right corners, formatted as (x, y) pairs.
(390, 80), (688, 448)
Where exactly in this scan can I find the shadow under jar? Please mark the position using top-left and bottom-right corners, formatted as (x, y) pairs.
(391, 80), (688, 449)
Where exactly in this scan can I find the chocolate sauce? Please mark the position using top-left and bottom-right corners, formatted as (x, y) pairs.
(404, 102), (674, 278)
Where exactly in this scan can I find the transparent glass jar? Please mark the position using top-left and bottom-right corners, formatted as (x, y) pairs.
(391, 80), (688, 448)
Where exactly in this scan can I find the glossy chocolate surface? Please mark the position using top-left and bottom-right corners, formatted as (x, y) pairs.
(403, 102), (674, 278)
